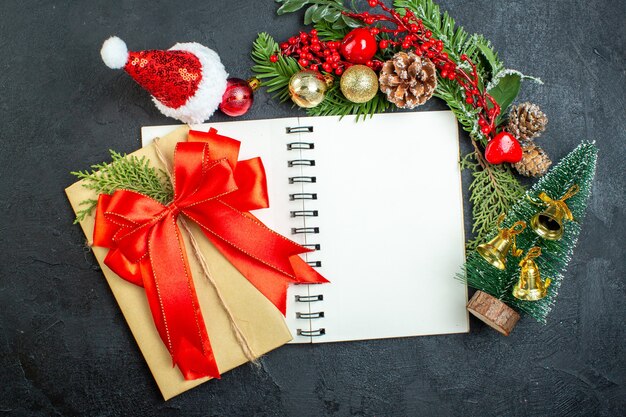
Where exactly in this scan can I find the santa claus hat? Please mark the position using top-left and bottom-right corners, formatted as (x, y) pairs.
(100, 36), (228, 124)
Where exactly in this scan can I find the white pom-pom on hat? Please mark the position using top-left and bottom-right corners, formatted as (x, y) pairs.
(101, 36), (129, 69)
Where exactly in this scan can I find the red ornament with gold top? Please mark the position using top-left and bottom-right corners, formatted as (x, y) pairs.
(219, 77), (260, 117)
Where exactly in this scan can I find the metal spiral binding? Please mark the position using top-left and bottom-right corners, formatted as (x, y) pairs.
(288, 159), (315, 167)
(288, 126), (324, 337)
(289, 176), (316, 184)
(286, 126), (313, 134)
(295, 294), (323, 302)
(297, 329), (326, 337)
(291, 210), (318, 217)
(290, 193), (317, 200)
(287, 142), (315, 150)
(296, 311), (324, 319)
(292, 227), (319, 234)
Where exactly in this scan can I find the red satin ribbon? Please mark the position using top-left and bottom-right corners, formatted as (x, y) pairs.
(93, 128), (328, 380)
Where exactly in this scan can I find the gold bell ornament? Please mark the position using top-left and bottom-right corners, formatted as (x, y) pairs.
(529, 184), (580, 240)
(476, 215), (526, 270)
(512, 247), (552, 301)
(288, 70), (333, 108)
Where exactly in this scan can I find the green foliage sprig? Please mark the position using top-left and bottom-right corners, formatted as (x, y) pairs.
(71, 150), (173, 223)
(251, 33), (302, 103)
(307, 83), (391, 118)
(395, 0), (502, 142)
(461, 145), (526, 249)
(396, 0), (531, 247)
(276, 0), (361, 29)
(461, 142), (598, 322)
(251, 32), (391, 119)
(255, 0), (544, 247)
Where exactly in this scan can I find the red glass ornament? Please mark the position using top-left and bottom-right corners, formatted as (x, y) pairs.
(340, 28), (378, 65)
(219, 78), (255, 117)
(484, 132), (523, 164)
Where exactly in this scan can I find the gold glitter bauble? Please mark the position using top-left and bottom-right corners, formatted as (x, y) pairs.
(340, 65), (378, 103)
(289, 70), (328, 108)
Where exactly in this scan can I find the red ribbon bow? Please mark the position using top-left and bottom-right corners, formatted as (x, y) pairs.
(93, 128), (328, 380)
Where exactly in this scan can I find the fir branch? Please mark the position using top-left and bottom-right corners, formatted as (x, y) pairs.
(313, 19), (351, 41)
(251, 33), (302, 102)
(260, 0), (531, 248)
(74, 199), (98, 225)
(435, 80), (484, 141)
(395, 0), (504, 144)
(71, 150), (173, 223)
(464, 140), (525, 249)
(394, 0), (504, 74)
(305, 83), (391, 119)
(395, 0), (529, 248)
(442, 77), (526, 248)
(251, 32), (392, 119)
(462, 142), (598, 322)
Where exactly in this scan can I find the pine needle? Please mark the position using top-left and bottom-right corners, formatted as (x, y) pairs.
(71, 150), (173, 223)
(463, 140), (526, 249)
(251, 32), (302, 103)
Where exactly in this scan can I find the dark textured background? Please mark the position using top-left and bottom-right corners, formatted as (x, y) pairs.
(0, 1), (624, 416)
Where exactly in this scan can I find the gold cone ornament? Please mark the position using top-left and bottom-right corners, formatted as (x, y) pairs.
(512, 247), (552, 301)
(289, 70), (332, 108)
(529, 184), (579, 241)
(476, 215), (526, 270)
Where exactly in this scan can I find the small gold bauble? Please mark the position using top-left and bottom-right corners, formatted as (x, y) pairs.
(288, 70), (328, 108)
(247, 76), (261, 92)
(340, 65), (378, 103)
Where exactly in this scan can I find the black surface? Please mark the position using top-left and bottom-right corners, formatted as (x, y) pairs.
(1, 1), (624, 416)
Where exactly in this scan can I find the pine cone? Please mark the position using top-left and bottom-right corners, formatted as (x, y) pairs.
(513, 143), (552, 177)
(379, 52), (437, 109)
(507, 102), (548, 141)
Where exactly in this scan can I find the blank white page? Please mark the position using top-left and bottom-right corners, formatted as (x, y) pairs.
(298, 112), (468, 342)
(141, 110), (468, 344)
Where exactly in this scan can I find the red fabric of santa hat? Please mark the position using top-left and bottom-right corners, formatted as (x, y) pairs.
(101, 36), (228, 124)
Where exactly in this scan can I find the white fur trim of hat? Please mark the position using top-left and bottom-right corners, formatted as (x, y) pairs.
(153, 42), (228, 124)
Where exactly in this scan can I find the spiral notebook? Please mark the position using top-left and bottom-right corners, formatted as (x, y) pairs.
(141, 111), (469, 343)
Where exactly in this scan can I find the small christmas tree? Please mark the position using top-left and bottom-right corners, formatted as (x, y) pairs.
(462, 141), (598, 334)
